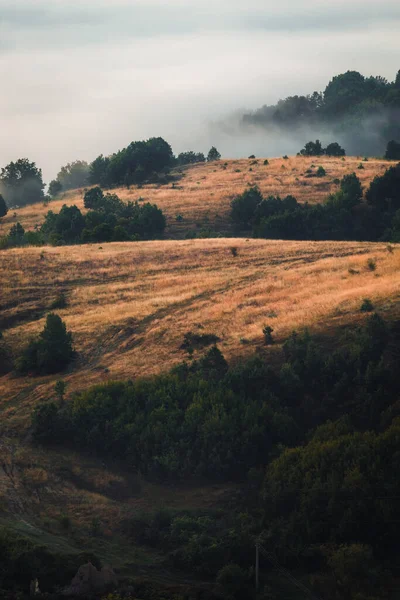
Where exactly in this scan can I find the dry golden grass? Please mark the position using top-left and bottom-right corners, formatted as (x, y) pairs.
(1, 238), (399, 425)
(0, 156), (390, 238)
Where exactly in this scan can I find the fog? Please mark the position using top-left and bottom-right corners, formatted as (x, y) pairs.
(1, 0), (399, 181)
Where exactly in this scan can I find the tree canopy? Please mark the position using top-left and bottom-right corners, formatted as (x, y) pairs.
(0, 158), (45, 207)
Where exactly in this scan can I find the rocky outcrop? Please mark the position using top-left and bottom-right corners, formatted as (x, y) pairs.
(62, 562), (117, 596)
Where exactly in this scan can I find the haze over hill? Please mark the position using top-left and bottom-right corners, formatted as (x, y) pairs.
(1, 0), (400, 180)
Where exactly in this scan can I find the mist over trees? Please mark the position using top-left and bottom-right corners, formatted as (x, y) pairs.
(241, 69), (400, 156)
(0, 159), (45, 207)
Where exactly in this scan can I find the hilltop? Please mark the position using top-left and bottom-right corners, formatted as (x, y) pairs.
(0, 155), (391, 239)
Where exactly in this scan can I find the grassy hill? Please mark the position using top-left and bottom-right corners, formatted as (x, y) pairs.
(1, 237), (399, 418)
(0, 156), (399, 596)
(0, 156), (391, 239)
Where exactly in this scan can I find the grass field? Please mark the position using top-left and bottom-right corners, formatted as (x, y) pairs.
(1, 237), (399, 422)
(0, 155), (391, 239)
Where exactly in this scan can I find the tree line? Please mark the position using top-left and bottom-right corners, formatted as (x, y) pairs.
(242, 68), (400, 155)
(231, 162), (400, 242)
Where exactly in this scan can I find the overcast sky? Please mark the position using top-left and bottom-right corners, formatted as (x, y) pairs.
(1, 0), (399, 181)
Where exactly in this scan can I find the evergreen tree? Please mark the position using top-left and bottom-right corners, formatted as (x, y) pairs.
(0, 194), (7, 218)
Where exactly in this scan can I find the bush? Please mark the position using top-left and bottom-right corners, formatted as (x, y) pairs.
(367, 258), (376, 271)
(361, 298), (374, 312)
(263, 325), (274, 345)
(316, 166), (326, 177)
(18, 313), (74, 375)
(263, 159), (269, 166)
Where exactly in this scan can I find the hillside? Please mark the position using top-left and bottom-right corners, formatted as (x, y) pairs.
(1, 237), (399, 418)
(0, 156), (391, 239)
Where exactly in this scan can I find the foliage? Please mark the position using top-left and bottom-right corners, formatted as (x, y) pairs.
(207, 147), (221, 162)
(32, 189), (166, 246)
(56, 160), (89, 190)
(325, 142), (346, 156)
(48, 179), (63, 197)
(360, 298), (374, 312)
(230, 186), (263, 228)
(316, 166), (326, 177)
(0, 158), (45, 207)
(262, 325), (274, 345)
(177, 151), (205, 166)
(0, 194), (8, 218)
(18, 313), (74, 375)
(299, 139), (324, 156)
(0, 526), (100, 593)
(385, 140), (400, 160)
(28, 313), (400, 596)
(89, 137), (174, 188)
(243, 69), (400, 156)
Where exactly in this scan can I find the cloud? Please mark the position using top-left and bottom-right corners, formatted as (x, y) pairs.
(0, 0), (399, 180)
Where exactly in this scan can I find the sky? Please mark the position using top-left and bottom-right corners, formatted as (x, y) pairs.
(1, 0), (399, 181)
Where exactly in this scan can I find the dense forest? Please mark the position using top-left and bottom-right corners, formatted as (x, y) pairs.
(242, 70), (400, 156)
(22, 312), (400, 599)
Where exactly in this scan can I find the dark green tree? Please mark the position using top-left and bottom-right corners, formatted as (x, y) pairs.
(83, 187), (104, 209)
(207, 147), (221, 162)
(0, 194), (8, 218)
(18, 313), (74, 375)
(299, 139), (324, 156)
(325, 142), (346, 156)
(385, 140), (400, 160)
(48, 180), (63, 198)
(56, 161), (89, 190)
(8, 222), (25, 245)
(230, 186), (263, 228)
(0, 159), (45, 207)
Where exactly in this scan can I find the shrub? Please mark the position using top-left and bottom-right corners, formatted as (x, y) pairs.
(230, 246), (238, 257)
(367, 258), (376, 271)
(263, 325), (274, 345)
(283, 155), (289, 160)
(263, 159), (269, 166)
(248, 155), (256, 159)
(18, 313), (74, 375)
(316, 166), (326, 177)
(361, 298), (374, 312)
(358, 163), (365, 170)
(180, 331), (220, 352)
